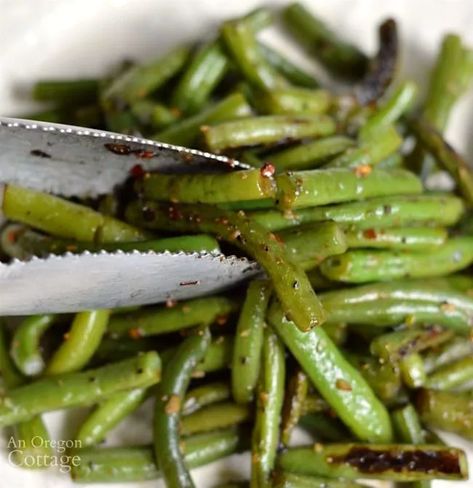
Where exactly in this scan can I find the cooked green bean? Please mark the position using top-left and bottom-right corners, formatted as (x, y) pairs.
(71, 428), (243, 483)
(344, 226), (447, 250)
(400, 353), (426, 389)
(103, 46), (189, 104)
(281, 369), (308, 446)
(183, 381), (231, 415)
(320, 236), (473, 283)
(256, 87), (332, 115)
(221, 19), (287, 90)
(130, 100), (179, 130)
(251, 329), (285, 488)
(10, 314), (56, 376)
(249, 194), (464, 231)
(153, 327), (210, 488)
(425, 356), (473, 390)
(182, 401), (251, 436)
(108, 296), (236, 338)
(269, 136), (355, 172)
(232, 280), (271, 404)
(0, 325), (23, 388)
(410, 116), (473, 206)
(126, 201), (326, 331)
(277, 443), (468, 481)
(258, 43), (319, 88)
(2, 185), (146, 242)
(392, 403), (426, 447)
(45, 310), (110, 375)
(325, 126), (402, 169)
(417, 389), (473, 440)
(360, 81), (418, 138)
(377, 152), (403, 169)
(0, 352), (161, 427)
(76, 387), (149, 447)
(277, 168), (422, 210)
(282, 3), (368, 80)
(32, 79), (99, 106)
(370, 327), (453, 363)
(138, 169), (277, 204)
(423, 336), (473, 374)
(196, 335), (233, 374)
(172, 41), (229, 114)
(203, 115), (335, 153)
(299, 412), (351, 442)
(156, 92), (252, 146)
(268, 301), (392, 443)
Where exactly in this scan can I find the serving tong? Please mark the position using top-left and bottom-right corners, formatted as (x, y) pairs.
(0, 117), (260, 314)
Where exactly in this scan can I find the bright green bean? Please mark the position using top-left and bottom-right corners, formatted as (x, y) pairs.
(425, 356), (473, 390)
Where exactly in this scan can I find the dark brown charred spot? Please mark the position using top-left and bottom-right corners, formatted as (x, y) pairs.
(363, 229), (377, 239)
(179, 280), (199, 287)
(105, 143), (132, 155)
(30, 149), (51, 158)
(260, 162), (276, 178)
(168, 205), (183, 221)
(141, 206), (156, 222)
(334, 446), (462, 475)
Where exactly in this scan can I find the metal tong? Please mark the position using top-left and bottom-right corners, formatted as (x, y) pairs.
(0, 117), (260, 314)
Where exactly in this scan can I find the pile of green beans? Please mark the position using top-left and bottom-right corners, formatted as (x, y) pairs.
(2, 2), (473, 487)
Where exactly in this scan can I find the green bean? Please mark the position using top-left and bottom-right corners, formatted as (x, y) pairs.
(2, 224), (220, 259)
(2, 185), (146, 242)
(344, 352), (402, 404)
(93, 336), (158, 363)
(280, 222), (347, 270)
(10, 315), (56, 376)
(325, 126), (402, 169)
(256, 87), (332, 115)
(360, 81), (418, 138)
(423, 336), (473, 374)
(268, 301), (392, 443)
(258, 43), (319, 88)
(344, 226), (447, 250)
(281, 369), (309, 446)
(425, 356), (473, 390)
(196, 335), (233, 374)
(103, 46), (189, 104)
(0, 351), (161, 427)
(45, 310), (110, 375)
(108, 296), (237, 338)
(417, 389), (473, 440)
(301, 394), (330, 415)
(221, 20), (286, 91)
(172, 41), (229, 114)
(248, 194), (464, 231)
(71, 427), (243, 483)
(392, 403), (426, 445)
(370, 327), (454, 363)
(400, 353), (426, 389)
(232, 280), (271, 404)
(277, 168), (422, 210)
(423, 34), (473, 132)
(273, 471), (368, 488)
(126, 201), (327, 331)
(131, 100), (179, 130)
(282, 3), (368, 80)
(320, 237), (473, 283)
(182, 401), (251, 436)
(153, 327), (210, 488)
(268, 136), (355, 172)
(0, 326), (54, 469)
(138, 169), (276, 204)
(32, 79), (99, 106)
(378, 152), (403, 169)
(410, 116), (473, 206)
(240, 7), (273, 32)
(299, 413), (351, 442)
(155, 92), (252, 146)
(183, 381), (230, 415)
(76, 387), (149, 447)
(251, 329), (285, 488)
(203, 115), (335, 153)
(277, 443), (468, 481)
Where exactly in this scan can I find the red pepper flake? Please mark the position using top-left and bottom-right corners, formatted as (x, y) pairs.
(354, 164), (372, 177)
(168, 206), (183, 221)
(129, 164), (145, 178)
(7, 230), (18, 244)
(335, 379), (352, 391)
(269, 232), (284, 243)
(129, 327), (143, 339)
(363, 229), (377, 240)
(135, 150), (154, 160)
(165, 394), (181, 415)
(260, 162), (275, 178)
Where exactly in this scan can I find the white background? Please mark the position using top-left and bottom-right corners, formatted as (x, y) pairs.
(0, 0), (472, 487)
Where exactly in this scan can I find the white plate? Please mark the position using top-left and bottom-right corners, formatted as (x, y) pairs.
(0, 0), (472, 487)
